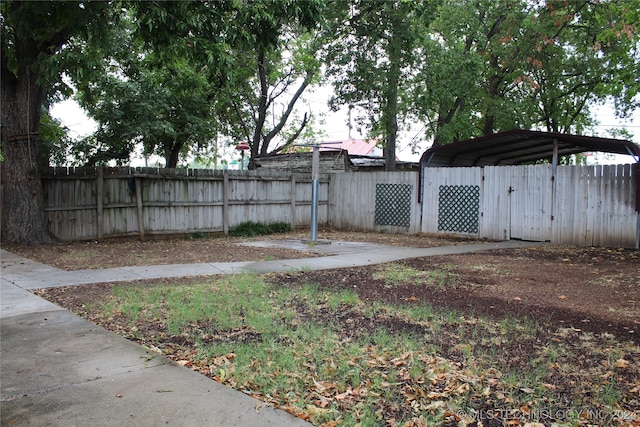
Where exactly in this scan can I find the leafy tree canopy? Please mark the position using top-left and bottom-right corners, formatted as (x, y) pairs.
(409, 0), (640, 145)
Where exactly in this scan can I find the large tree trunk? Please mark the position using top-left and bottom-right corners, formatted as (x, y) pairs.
(1, 44), (54, 244)
(165, 140), (183, 169)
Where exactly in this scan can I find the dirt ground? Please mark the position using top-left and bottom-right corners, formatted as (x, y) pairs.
(271, 245), (640, 343)
(5, 229), (640, 342)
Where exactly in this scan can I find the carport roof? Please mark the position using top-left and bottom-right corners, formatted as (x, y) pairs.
(420, 129), (640, 167)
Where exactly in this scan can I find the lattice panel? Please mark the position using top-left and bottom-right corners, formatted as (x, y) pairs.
(375, 184), (412, 227)
(438, 185), (480, 233)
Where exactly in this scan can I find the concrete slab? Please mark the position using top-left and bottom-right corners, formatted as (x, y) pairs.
(1, 309), (165, 400)
(1, 363), (306, 427)
(118, 263), (224, 280)
(238, 239), (393, 255)
(1, 279), (64, 318)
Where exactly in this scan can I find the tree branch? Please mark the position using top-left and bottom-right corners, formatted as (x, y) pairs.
(272, 111), (311, 154)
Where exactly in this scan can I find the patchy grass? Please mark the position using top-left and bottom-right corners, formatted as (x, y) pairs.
(37, 272), (640, 427)
(373, 263), (460, 290)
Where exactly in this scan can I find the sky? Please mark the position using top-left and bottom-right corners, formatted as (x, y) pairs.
(51, 96), (640, 167)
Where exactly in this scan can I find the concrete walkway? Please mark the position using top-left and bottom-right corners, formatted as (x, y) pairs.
(1, 240), (539, 426)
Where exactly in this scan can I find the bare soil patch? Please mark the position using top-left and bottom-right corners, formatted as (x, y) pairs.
(271, 245), (640, 343)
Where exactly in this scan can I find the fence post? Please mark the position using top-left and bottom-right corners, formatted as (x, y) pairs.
(290, 174), (296, 230)
(223, 171), (229, 235)
(96, 167), (104, 241)
(135, 176), (145, 240)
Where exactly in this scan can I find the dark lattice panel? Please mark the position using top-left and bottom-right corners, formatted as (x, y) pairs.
(375, 184), (412, 227)
(438, 185), (480, 233)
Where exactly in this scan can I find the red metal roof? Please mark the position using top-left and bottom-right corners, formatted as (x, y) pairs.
(320, 139), (379, 156)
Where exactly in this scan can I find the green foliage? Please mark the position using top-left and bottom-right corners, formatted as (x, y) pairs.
(64, 1), (326, 167)
(1, 1), (116, 95)
(216, 2), (327, 161)
(70, 10), (220, 168)
(38, 111), (73, 166)
(411, 0), (640, 143)
(323, 0), (432, 169)
(229, 221), (292, 237)
(4, 0), (639, 174)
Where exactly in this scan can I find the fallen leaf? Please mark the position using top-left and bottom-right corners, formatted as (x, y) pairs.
(305, 404), (331, 416)
(255, 401), (273, 412)
(335, 389), (353, 401)
(559, 295), (567, 299)
(313, 379), (336, 393)
(614, 358), (630, 369)
(443, 410), (461, 421)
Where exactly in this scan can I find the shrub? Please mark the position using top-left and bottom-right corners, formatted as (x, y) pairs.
(230, 221), (291, 237)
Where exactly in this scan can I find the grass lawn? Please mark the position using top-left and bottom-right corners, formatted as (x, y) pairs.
(40, 267), (640, 427)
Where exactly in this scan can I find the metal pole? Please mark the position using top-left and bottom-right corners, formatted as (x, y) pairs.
(310, 144), (320, 242)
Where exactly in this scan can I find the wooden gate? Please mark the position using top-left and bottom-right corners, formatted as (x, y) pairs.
(484, 165), (553, 241)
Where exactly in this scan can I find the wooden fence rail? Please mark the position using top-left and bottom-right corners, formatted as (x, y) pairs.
(42, 167), (329, 240)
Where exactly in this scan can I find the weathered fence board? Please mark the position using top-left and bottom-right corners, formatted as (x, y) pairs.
(42, 168), (329, 240)
(553, 164), (637, 247)
(331, 172), (421, 233)
(422, 163), (638, 248)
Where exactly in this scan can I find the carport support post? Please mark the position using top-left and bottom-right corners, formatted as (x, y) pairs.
(636, 163), (640, 249)
(550, 138), (559, 235)
(552, 138), (558, 177)
(310, 145), (319, 242)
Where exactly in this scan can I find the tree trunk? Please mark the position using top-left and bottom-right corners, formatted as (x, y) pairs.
(1, 61), (54, 244)
(165, 140), (183, 169)
(384, 29), (401, 172)
(253, 49), (269, 160)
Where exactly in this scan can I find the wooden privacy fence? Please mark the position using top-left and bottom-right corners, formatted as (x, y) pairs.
(329, 171), (422, 234)
(42, 164), (637, 247)
(422, 163), (639, 248)
(42, 167), (329, 240)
